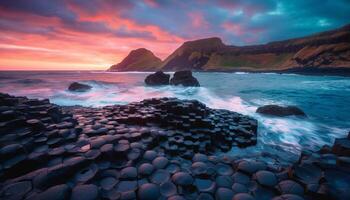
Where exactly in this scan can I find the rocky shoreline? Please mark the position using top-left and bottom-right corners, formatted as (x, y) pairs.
(0, 93), (349, 200)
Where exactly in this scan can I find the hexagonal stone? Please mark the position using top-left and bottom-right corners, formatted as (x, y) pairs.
(215, 187), (234, 200)
(172, 172), (194, 186)
(160, 181), (177, 197)
(152, 156), (169, 169)
(75, 164), (98, 183)
(0, 181), (32, 199)
(232, 183), (248, 193)
(150, 169), (170, 184)
(100, 177), (117, 190)
(192, 153), (208, 162)
(232, 193), (255, 200)
(138, 183), (160, 200)
(115, 180), (137, 193)
(32, 184), (70, 200)
(272, 194), (304, 200)
(216, 163), (233, 176)
(166, 163), (181, 174)
(71, 184), (99, 200)
(197, 193), (214, 200)
(168, 195), (186, 200)
(254, 170), (277, 187)
(195, 178), (216, 193)
(232, 172), (250, 185)
(216, 176), (233, 188)
(120, 167), (137, 179)
(277, 180), (304, 195)
(237, 160), (266, 175)
(191, 162), (209, 176)
(138, 163), (154, 176)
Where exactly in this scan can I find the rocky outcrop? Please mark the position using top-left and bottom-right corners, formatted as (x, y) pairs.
(256, 105), (306, 117)
(144, 71), (170, 86)
(170, 70), (200, 87)
(68, 82), (92, 92)
(109, 48), (162, 71)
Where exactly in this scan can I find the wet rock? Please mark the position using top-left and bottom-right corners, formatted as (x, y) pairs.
(197, 193), (214, 200)
(150, 169), (170, 184)
(232, 183), (248, 193)
(292, 163), (322, 185)
(254, 170), (277, 187)
(232, 193), (255, 200)
(68, 82), (92, 92)
(195, 178), (216, 193)
(272, 194), (304, 200)
(160, 181), (177, 197)
(216, 176), (233, 188)
(138, 163), (155, 176)
(120, 167), (137, 180)
(0, 181), (32, 199)
(138, 183), (160, 200)
(152, 156), (169, 169)
(170, 70), (200, 87)
(31, 184), (70, 200)
(256, 105), (306, 117)
(277, 180), (304, 195)
(145, 71), (170, 86)
(332, 138), (350, 156)
(100, 177), (117, 190)
(216, 163), (233, 176)
(215, 187), (234, 200)
(71, 184), (99, 200)
(172, 172), (194, 186)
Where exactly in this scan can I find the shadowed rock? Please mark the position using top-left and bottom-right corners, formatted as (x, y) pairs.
(170, 70), (200, 87)
(68, 82), (92, 92)
(145, 71), (170, 86)
(256, 105), (306, 117)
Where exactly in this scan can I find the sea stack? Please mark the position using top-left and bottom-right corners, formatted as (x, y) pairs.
(256, 105), (306, 117)
(145, 71), (170, 86)
(170, 70), (200, 87)
(68, 82), (92, 92)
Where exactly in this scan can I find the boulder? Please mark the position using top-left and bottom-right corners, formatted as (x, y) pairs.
(145, 71), (170, 86)
(68, 82), (92, 92)
(170, 70), (200, 87)
(256, 105), (306, 117)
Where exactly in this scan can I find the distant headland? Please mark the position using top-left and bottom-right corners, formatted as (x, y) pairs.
(108, 24), (350, 76)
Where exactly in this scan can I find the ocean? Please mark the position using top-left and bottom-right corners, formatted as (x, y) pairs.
(1, 71), (349, 165)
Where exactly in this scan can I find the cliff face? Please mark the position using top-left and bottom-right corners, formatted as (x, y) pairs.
(162, 24), (350, 71)
(109, 24), (350, 72)
(108, 48), (162, 71)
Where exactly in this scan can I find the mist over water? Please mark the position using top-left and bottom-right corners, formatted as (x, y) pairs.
(1, 71), (349, 165)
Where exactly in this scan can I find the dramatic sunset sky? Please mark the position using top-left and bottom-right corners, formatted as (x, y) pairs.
(0, 0), (349, 70)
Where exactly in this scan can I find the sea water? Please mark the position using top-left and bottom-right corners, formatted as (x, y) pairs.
(1, 71), (349, 165)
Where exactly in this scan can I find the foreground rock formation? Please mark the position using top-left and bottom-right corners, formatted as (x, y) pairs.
(68, 82), (92, 92)
(0, 93), (349, 200)
(256, 105), (306, 117)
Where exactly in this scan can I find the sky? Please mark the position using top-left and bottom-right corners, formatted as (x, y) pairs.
(0, 0), (349, 70)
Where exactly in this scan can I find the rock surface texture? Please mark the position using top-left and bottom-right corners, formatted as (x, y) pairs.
(144, 71), (170, 86)
(170, 70), (200, 87)
(68, 82), (92, 92)
(256, 105), (306, 117)
(0, 92), (349, 199)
